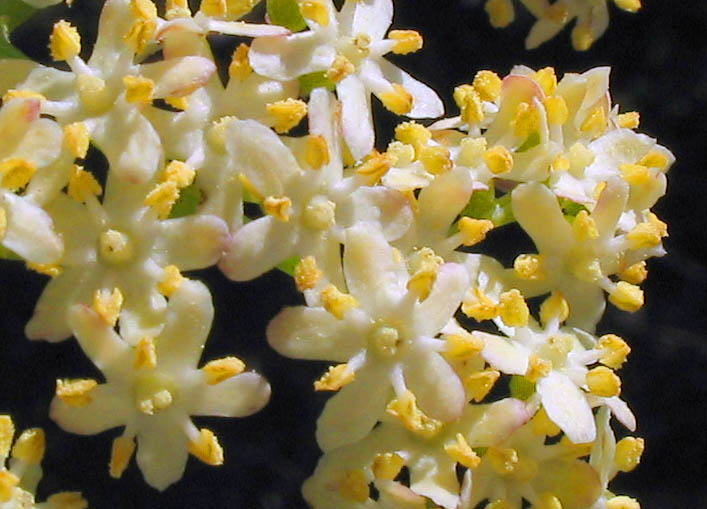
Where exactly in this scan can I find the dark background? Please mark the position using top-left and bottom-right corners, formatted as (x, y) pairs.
(1, 0), (706, 507)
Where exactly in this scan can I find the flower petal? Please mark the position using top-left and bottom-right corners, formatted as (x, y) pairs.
(339, 186), (413, 241)
(0, 193), (63, 264)
(409, 454), (459, 509)
(478, 332), (529, 375)
(192, 372), (271, 417)
(154, 214), (228, 270)
(537, 370), (596, 444)
(337, 75), (374, 161)
(404, 349), (464, 422)
(512, 182), (573, 256)
(465, 398), (532, 446)
(351, 0), (393, 41)
(413, 263), (468, 338)
(67, 303), (130, 372)
(140, 56), (216, 98)
(135, 416), (189, 491)
(249, 31), (335, 81)
(378, 59), (444, 119)
(49, 384), (130, 435)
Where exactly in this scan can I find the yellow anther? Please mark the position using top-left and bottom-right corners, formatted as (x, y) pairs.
(626, 212), (668, 249)
(26, 262), (62, 278)
(454, 84), (484, 125)
(134, 336), (156, 370)
(498, 289), (529, 327)
(607, 496), (641, 509)
(263, 196), (292, 222)
(201, 0), (227, 16)
(513, 101), (541, 139)
(617, 111), (640, 129)
(50, 20), (81, 61)
(67, 164), (102, 203)
(609, 281), (644, 312)
(619, 163), (651, 186)
(237, 173), (263, 202)
(443, 332), (484, 361)
(458, 137), (487, 167)
(572, 210), (599, 242)
(395, 121), (431, 146)
(321, 284), (359, 319)
(0, 415), (14, 457)
(165, 95), (189, 111)
(294, 256), (322, 292)
(355, 151), (394, 183)
(298, 0), (329, 26)
(325, 54), (355, 83)
(537, 493), (563, 509)
(339, 469), (369, 502)
(386, 141), (415, 166)
(56, 379), (97, 407)
(580, 104), (607, 134)
(2, 90), (44, 105)
(568, 142), (596, 172)
(188, 428), (224, 466)
(125, 0), (158, 53)
(44, 492), (87, 509)
(445, 433), (481, 468)
(594, 181), (607, 201)
(525, 355), (552, 383)
(0, 470), (19, 503)
(11, 428), (44, 464)
(386, 390), (442, 438)
(203, 357), (246, 385)
(229, 43), (252, 81)
(162, 161), (195, 188)
(513, 254), (545, 280)
(458, 217), (494, 247)
(123, 75), (155, 104)
(531, 407), (561, 437)
(463, 369), (500, 402)
(406, 249), (443, 301)
(418, 145), (453, 175)
(552, 154), (570, 172)
(138, 388), (173, 415)
(368, 326), (400, 357)
(620, 261), (647, 285)
(0, 158), (35, 191)
(166, 0), (192, 19)
(586, 366), (621, 397)
(267, 98), (308, 133)
(145, 181), (179, 219)
(92, 288), (123, 327)
(614, 0), (641, 13)
(544, 95), (569, 125)
(473, 70), (502, 102)
(597, 333), (631, 369)
(533, 67), (557, 96)
(76, 74), (112, 114)
(388, 29), (423, 55)
(615, 436), (644, 472)
(485, 0), (515, 28)
(314, 363), (355, 391)
(462, 287), (499, 321)
(379, 84), (414, 116)
(64, 123), (90, 159)
(483, 145), (514, 174)
(571, 23), (594, 51)
(304, 134), (330, 169)
(226, 0), (260, 18)
(540, 291), (570, 326)
(372, 452), (405, 480)
(207, 116), (237, 153)
(486, 447), (519, 475)
(109, 435), (135, 479)
(156, 265), (183, 298)
(638, 150), (669, 171)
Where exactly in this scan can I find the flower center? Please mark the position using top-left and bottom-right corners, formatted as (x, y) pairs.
(302, 196), (336, 230)
(134, 372), (176, 416)
(368, 325), (402, 358)
(99, 229), (133, 264)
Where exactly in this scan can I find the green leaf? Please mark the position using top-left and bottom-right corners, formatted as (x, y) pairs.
(276, 255), (298, 276)
(298, 71), (336, 96)
(0, 244), (22, 261)
(168, 183), (202, 219)
(459, 185), (515, 228)
(559, 197), (588, 223)
(266, 0), (307, 32)
(0, 0), (37, 59)
(516, 131), (541, 153)
(509, 375), (535, 401)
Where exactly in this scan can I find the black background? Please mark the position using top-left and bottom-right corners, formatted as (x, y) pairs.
(1, 0), (706, 507)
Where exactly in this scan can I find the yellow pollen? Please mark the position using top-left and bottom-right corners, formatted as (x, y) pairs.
(355, 151), (394, 183)
(458, 217), (494, 247)
(134, 336), (157, 370)
(586, 366), (621, 397)
(615, 436), (644, 472)
(572, 210), (599, 242)
(229, 43), (252, 81)
(299, 0), (330, 26)
(454, 84), (484, 125)
(203, 357), (246, 385)
(325, 54), (355, 83)
(165, 95), (189, 111)
(145, 181), (179, 219)
(379, 84), (414, 116)
(123, 75), (155, 104)
(386, 390), (442, 438)
(0, 415), (14, 457)
(304, 134), (330, 169)
(531, 407), (561, 437)
(56, 378), (98, 407)
(580, 104), (607, 134)
(525, 355), (552, 383)
(638, 150), (669, 171)
(388, 30), (423, 55)
(485, 0), (515, 28)
(294, 256), (322, 292)
(166, 0), (192, 19)
(263, 196), (292, 222)
(486, 447), (519, 475)
(568, 142), (596, 172)
(92, 287), (123, 327)
(499, 289), (529, 327)
(372, 452), (405, 480)
(443, 332), (484, 361)
(99, 229), (132, 264)
(619, 163), (651, 186)
(545, 2), (569, 24)
(76, 74), (112, 114)
(188, 428), (224, 466)
(537, 493), (563, 509)
(201, 0), (227, 16)
(598, 333), (631, 369)
(26, 262), (61, 278)
(162, 161), (195, 188)
(462, 287), (499, 321)
(11, 428), (45, 464)
(49, 20), (81, 61)
(458, 137), (487, 167)
(627, 212), (668, 249)
(552, 154), (570, 172)
(571, 24), (594, 51)
(207, 116), (237, 152)
(513, 102), (541, 139)
(544, 95), (569, 125)
(368, 326), (400, 357)
(157, 265), (184, 298)
(395, 121), (431, 146)
(614, 0), (641, 13)
(406, 250), (443, 301)
(386, 141), (415, 166)
(607, 496), (641, 509)
(238, 173), (263, 202)
(418, 145), (453, 175)
(0, 470), (19, 503)
(68, 164), (102, 203)
(125, 0), (158, 53)
(540, 291), (570, 326)
(593, 181), (607, 201)
(339, 469), (369, 502)
(0, 158), (35, 191)
(514, 254), (545, 280)
(445, 433), (481, 468)
(533, 67), (557, 96)
(109, 435), (135, 479)
(609, 281), (644, 312)
(266, 98), (308, 133)
(64, 122), (90, 159)
(617, 111), (640, 129)
(464, 369), (500, 402)
(314, 363), (355, 391)
(620, 261), (647, 285)
(321, 284), (359, 319)
(473, 70), (502, 102)
(484, 145), (514, 174)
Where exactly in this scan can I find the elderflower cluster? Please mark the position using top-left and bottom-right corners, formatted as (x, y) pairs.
(0, 0), (670, 507)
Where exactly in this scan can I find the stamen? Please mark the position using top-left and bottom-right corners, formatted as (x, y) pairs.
(134, 336), (157, 370)
(162, 161), (195, 188)
(533, 67), (557, 95)
(614, 0), (641, 13)
(92, 288), (123, 326)
(50, 20), (81, 61)
(203, 357), (246, 385)
(525, 355), (552, 383)
(619, 261), (647, 284)
(56, 379), (98, 407)
(388, 30), (423, 54)
(607, 496), (641, 509)
(530, 407), (561, 437)
(263, 196), (292, 222)
(379, 84), (414, 116)
(385, 390), (442, 438)
(0, 415), (14, 457)
(294, 256), (322, 292)
(418, 145), (452, 174)
(304, 135), (330, 169)
(443, 332), (484, 361)
(395, 121), (431, 146)
(187, 428), (224, 465)
(123, 75), (155, 104)
(299, 0), (330, 27)
(325, 54), (355, 83)
(68, 164), (102, 203)
(614, 436), (644, 472)
(458, 217), (494, 246)
(157, 265), (184, 297)
(64, 122), (90, 159)
(313, 363), (355, 391)
(338, 469), (368, 502)
(483, 145), (514, 174)
(572, 210), (599, 242)
(473, 70), (502, 102)
(458, 137), (487, 166)
(586, 366), (621, 397)
(109, 435), (135, 479)
(498, 289), (529, 327)
(454, 84), (484, 124)
(617, 111), (640, 129)
(445, 433), (481, 468)
(372, 452), (405, 480)
(145, 181), (179, 219)
(544, 96), (569, 125)
(26, 263), (62, 278)
(464, 369), (500, 402)
(462, 287), (499, 321)
(11, 428), (45, 464)
(229, 43), (252, 82)
(266, 98), (308, 133)
(321, 285), (358, 319)
(0, 158), (36, 191)
(571, 23), (594, 51)
(597, 333), (631, 369)
(485, 0), (515, 28)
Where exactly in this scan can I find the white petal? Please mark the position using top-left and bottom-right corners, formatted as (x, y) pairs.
(339, 186), (413, 241)
(591, 177), (628, 238)
(404, 349), (464, 422)
(1, 193), (63, 264)
(308, 88), (342, 185)
(408, 455), (459, 509)
(478, 333), (529, 375)
(351, 0), (393, 41)
(413, 263), (468, 338)
(537, 371), (596, 444)
(193, 372), (270, 417)
(88, 0), (135, 75)
(603, 396), (636, 431)
(67, 303), (130, 371)
(378, 59), (444, 119)
(201, 19), (290, 37)
(416, 168), (475, 238)
(135, 417), (189, 491)
(512, 182), (573, 255)
(337, 75), (374, 161)
(465, 398), (532, 446)
(154, 214), (228, 270)
(525, 18), (565, 50)
(49, 384), (130, 435)
(140, 56), (216, 98)
(249, 31), (335, 81)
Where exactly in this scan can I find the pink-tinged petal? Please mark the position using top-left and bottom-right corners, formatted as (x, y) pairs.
(408, 456), (459, 509)
(532, 459), (602, 509)
(465, 398), (531, 446)
(485, 74), (544, 144)
(378, 59), (444, 119)
(200, 19), (290, 37)
(340, 187), (413, 241)
(337, 75), (374, 161)
(219, 216), (298, 281)
(249, 31), (335, 81)
(316, 363), (391, 451)
(512, 182), (573, 255)
(537, 371), (596, 444)
(478, 332), (529, 375)
(416, 168), (474, 238)
(603, 396), (636, 431)
(351, 0), (393, 41)
(0, 193), (63, 264)
(192, 372), (270, 417)
(140, 57), (216, 98)
(404, 349), (464, 422)
(154, 214), (229, 270)
(49, 384), (130, 435)
(413, 263), (468, 338)
(135, 417), (189, 491)
(67, 304), (130, 372)
(591, 177), (628, 239)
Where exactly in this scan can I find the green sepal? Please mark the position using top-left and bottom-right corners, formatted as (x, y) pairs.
(0, 0), (37, 59)
(266, 0), (307, 32)
(559, 197), (588, 223)
(169, 183), (202, 219)
(459, 185), (515, 228)
(276, 255), (298, 277)
(516, 131), (540, 153)
(509, 375), (535, 401)
(298, 71), (336, 96)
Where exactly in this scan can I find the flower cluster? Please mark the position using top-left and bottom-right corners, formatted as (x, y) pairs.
(0, 0), (670, 507)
